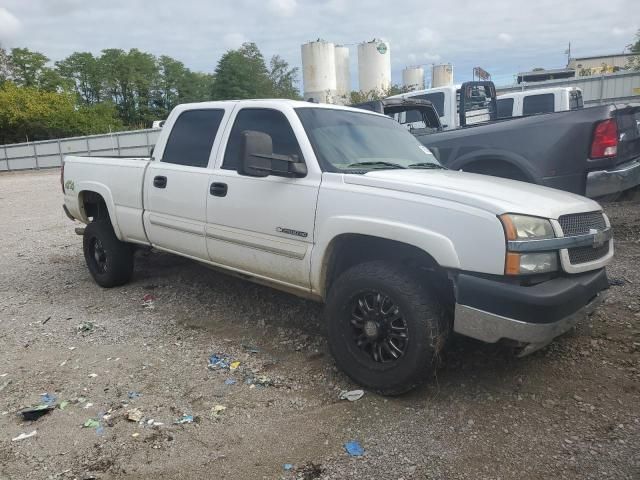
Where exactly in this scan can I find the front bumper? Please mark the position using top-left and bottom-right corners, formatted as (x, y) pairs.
(453, 269), (608, 354)
(585, 157), (640, 198)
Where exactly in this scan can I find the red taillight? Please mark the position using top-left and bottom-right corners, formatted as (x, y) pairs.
(60, 163), (65, 193)
(590, 119), (618, 159)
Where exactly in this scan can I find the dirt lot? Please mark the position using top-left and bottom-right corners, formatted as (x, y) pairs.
(0, 169), (638, 480)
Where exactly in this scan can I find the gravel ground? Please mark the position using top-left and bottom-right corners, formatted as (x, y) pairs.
(0, 169), (638, 480)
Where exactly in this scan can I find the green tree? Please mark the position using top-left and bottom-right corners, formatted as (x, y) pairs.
(347, 84), (410, 104)
(0, 82), (122, 144)
(268, 55), (300, 99)
(627, 29), (640, 71)
(0, 45), (14, 84)
(212, 42), (273, 100)
(56, 52), (104, 104)
(10, 48), (49, 87)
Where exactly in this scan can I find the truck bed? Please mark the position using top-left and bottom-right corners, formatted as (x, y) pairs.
(63, 155), (151, 245)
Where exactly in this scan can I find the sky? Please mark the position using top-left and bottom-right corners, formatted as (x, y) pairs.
(0, 0), (638, 90)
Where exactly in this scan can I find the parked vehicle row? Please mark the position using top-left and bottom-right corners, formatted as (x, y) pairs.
(63, 100), (612, 394)
(361, 82), (640, 199)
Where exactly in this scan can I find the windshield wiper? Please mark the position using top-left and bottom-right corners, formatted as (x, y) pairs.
(407, 162), (445, 169)
(345, 161), (407, 170)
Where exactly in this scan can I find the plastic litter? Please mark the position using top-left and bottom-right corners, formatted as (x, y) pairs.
(255, 375), (273, 387)
(128, 391), (142, 400)
(96, 426), (105, 435)
(127, 408), (144, 422)
(229, 361), (241, 371)
(142, 293), (156, 309)
(211, 405), (226, 419)
(242, 344), (260, 354)
(283, 464), (294, 471)
(41, 393), (56, 406)
(208, 354), (230, 370)
(59, 401), (69, 410)
(77, 322), (94, 334)
(174, 414), (194, 424)
(88, 373), (98, 378)
(131, 432), (140, 438)
(339, 390), (364, 402)
(20, 405), (54, 421)
(224, 378), (236, 385)
(344, 440), (364, 457)
(83, 419), (100, 429)
(12, 430), (37, 441)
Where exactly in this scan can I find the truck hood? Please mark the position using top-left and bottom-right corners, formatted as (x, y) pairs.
(344, 169), (601, 219)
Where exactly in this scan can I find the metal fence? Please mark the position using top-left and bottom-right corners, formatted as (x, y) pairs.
(0, 128), (161, 172)
(496, 71), (640, 106)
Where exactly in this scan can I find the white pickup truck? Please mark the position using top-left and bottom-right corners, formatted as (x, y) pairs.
(62, 99), (613, 394)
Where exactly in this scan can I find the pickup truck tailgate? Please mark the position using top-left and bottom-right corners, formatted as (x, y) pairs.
(615, 104), (640, 165)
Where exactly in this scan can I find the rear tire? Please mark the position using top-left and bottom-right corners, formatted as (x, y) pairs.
(325, 261), (449, 395)
(83, 220), (134, 287)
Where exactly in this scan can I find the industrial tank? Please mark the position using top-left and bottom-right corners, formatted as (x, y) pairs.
(358, 39), (391, 94)
(301, 40), (337, 103)
(431, 64), (453, 87)
(402, 66), (425, 91)
(334, 45), (351, 103)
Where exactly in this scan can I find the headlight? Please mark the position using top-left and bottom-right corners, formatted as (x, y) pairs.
(500, 214), (558, 275)
(500, 214), (554, 240)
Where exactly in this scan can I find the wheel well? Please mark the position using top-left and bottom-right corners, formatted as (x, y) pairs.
(79, 191), (110, 222)
(323, 234), (453, 305)
(462, 159), (530, 182)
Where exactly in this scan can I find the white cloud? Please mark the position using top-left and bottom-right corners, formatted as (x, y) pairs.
(416, 27), (440, 47)
(223, 32), (247, 50)
(267, 0), (297, 17)
(0, 7), (21, 42)
(611, 26), (630, 37)
(497, 33), (513, 44)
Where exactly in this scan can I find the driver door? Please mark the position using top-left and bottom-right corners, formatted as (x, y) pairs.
(205, 108), (320, 290)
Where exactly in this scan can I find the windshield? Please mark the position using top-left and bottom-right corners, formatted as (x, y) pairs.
(295, 107), (442, 172)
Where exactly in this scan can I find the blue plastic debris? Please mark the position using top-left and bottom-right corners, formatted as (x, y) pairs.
(128, 391), (142, 399)
(41, 393), (56, 406)
(283, 463), (294, 471)
(344, 440), (364, 457)
(208, 354), (230, 370)
(174, 414), (194, 424)
(96, 426), (105, 436)
(224, 378), (236, 385)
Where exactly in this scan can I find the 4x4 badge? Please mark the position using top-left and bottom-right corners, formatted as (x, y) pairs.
(277, 227), (308, 238)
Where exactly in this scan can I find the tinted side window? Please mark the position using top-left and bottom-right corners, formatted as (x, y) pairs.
(162, 109), (225, 167)
(522, 94), (554, 116)
(222, 109), (303, 170)
(413, 92), (445, 117)
(496, 98), (514, 118)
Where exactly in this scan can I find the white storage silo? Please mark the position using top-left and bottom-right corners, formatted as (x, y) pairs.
(301, 40), (337, 103)
(358, 39), (391, 94)
(431, 64), (454, 88)
(334, 45), (351, 102)
(402, 66), (425, 91)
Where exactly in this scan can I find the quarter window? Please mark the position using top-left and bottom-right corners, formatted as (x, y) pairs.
(162, 109), (225, 168)
(522, 94), (555, 116)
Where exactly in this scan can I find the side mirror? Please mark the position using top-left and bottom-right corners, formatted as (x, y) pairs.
(239, 130), (307, 178)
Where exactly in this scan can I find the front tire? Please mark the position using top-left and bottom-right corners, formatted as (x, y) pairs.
(325, 261), (449, 395)
(83, 220), (134, 288)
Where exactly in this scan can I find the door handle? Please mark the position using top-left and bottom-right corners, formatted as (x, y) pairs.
(210, 182), (228, 197)
(153, 176), (167, 188)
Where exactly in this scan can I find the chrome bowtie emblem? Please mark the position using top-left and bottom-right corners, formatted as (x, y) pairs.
(590, 228), (606, 248)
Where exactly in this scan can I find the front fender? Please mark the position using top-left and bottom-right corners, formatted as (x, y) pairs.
(311, 215), (460, 295)
(76, 181), (123, 240)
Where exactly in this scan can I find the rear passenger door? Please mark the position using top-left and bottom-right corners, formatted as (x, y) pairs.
(143, 108), (227, 260)
(205, 107), (320, 290)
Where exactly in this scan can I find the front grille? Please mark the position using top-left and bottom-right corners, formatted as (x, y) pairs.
(558, 211), (606, 236)
(558, 212), (609, 265)
(568, 244), (610, 264)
